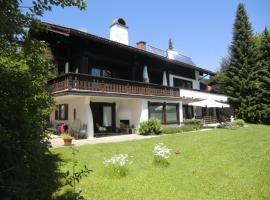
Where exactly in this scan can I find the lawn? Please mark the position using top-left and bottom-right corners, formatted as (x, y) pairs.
(53, 124), (270, 200)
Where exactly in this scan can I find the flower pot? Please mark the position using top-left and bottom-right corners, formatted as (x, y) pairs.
(63, 138), (72, 146)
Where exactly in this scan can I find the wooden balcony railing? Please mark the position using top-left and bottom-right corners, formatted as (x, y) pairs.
(48, 73), (180, 98)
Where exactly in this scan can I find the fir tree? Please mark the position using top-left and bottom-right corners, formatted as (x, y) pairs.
(168, 38), (174, 50)
(224, 3), (260, 122)
(257, 28), (270, 124)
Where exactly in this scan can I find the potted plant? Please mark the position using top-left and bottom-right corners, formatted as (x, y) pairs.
(61, 132), (73, 146)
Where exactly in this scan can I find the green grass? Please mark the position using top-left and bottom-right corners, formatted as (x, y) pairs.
(53, 124), (270, 200)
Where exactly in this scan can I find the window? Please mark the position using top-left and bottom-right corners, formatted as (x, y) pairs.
(103, 106), (112, 127)
(183, 105), (193, 119)
(91, 67), (112, 78)
(166, 104), (178, 123)
(173, 78), (193, 89)
(148, 102), (179, 124)
(55, 104), (68, 120)
(91, 67), (101, 76)
(149, 103), (163, 121)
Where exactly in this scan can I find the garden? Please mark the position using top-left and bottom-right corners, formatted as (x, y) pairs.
(52, 124), (270, 199)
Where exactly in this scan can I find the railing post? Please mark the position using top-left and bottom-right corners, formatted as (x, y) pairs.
(73, 75), (77, 89)
(68, 74), (73, 90)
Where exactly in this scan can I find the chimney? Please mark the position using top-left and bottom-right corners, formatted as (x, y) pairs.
(110, 18), (129, 45)
(136, 41), (146, 50)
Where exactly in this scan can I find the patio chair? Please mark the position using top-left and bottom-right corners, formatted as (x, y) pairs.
(79, 124), (87, 139)
(69, 119), (81, 139)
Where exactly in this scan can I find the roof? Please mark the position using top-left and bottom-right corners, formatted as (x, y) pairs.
(37, 22), (215, 75)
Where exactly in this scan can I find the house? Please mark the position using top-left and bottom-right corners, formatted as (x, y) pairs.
(32, 18), (230, 138)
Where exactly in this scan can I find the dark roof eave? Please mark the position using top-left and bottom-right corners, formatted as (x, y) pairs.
(40, 22), (215, 75)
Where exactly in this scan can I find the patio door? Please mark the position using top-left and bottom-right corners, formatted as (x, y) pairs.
(90, 102), (116, 136)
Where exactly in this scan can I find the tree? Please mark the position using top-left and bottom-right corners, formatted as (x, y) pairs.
(220, 56), (231, 72)
(168, 38), (174, 50)
(0, 0), (86, 199)
(257, 28), (270, 124)
(212, 56), (231, 89)
(223, 3), (260, 122)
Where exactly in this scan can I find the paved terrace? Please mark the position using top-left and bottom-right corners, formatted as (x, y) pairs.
(50, 134), (159, 148)
(50, 127), (214, 148)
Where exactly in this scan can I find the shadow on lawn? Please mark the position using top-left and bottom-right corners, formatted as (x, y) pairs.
(54, 189), (85, 200)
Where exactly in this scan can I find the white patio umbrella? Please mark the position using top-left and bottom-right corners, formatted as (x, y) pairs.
(162, 71), (168, 86)
(143, 65), (149, 83)
(188, 98), (230, 108)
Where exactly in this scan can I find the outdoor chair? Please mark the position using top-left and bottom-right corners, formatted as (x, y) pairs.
(69, 119), (81, 139)
(79, 124), (87, 139)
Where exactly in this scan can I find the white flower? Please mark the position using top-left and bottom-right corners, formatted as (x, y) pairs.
(103, 153), (131, 167)
(153, 143), (171, 159)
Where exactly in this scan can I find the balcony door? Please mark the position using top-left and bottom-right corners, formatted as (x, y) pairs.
(90, 102), (116, 136)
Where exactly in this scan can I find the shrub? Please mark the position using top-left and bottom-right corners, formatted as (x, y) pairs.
(183, 119), (203, 129)
(233, 119), (245, 127)
(217, 121), (239, 129)
(139, 118), (162, 135)
(162, 125), (196, 134)
(103, 154), (132, 177)
(153, 143), (171, 167)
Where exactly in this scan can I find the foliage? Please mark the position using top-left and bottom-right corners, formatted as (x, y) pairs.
(257, 28), (270, 124)
(168, 38), (174, 50)
(103, 154), (132, 177)
(217, 121), (239, 129)
(63, 147), (92, 200)
(232, 119), (245, 127)
(162, 125), (197, 134)
(0, 38), (64, 199)
(220, 56), (231, 72)
(139, 118), (163, 135)
(223, 3), (260, 123)
(0, 0), (86, 41)
(52, 125), (270, 200)
(183, 119), (203, 129)
(215, 3), (270, 124)
(0, 0), (86, 199)
(61, 133), (74, 140)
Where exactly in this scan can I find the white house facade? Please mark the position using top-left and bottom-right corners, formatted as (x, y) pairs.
(32, 18), (230, 138)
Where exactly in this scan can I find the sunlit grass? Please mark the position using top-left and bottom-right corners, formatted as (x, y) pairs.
(53, 124), (270, 200)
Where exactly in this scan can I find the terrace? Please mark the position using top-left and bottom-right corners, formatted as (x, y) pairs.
(48, 73), (180, 98)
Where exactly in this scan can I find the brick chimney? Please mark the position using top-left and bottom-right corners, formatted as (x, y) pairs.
(136, 41), (146, 50)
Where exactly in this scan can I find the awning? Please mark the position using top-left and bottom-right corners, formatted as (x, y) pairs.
(188, 98), (230, 108)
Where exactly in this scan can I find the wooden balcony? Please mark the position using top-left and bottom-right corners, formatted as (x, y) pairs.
(48, 73), (180, 98)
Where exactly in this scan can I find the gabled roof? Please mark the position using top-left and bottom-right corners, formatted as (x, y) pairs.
(37, 22), (215, 75)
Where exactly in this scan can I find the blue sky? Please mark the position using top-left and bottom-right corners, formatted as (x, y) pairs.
(24, 0), (270, 71)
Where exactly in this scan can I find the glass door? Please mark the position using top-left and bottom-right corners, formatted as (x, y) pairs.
(90, 102), (115, 136)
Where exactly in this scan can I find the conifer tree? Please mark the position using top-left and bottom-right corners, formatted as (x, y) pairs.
(224, 3), (260, 122)
(168, 38), (174, 50)
(257, 28), (270, 124)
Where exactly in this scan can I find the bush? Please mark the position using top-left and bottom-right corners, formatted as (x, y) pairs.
(139, 118), (163, 135)
(232, 119), (245, 127)
(162, 125), (196, 134)
(183, 119), (203, 129)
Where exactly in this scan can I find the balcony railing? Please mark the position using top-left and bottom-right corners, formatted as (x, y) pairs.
(48, 73), (180, 98)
